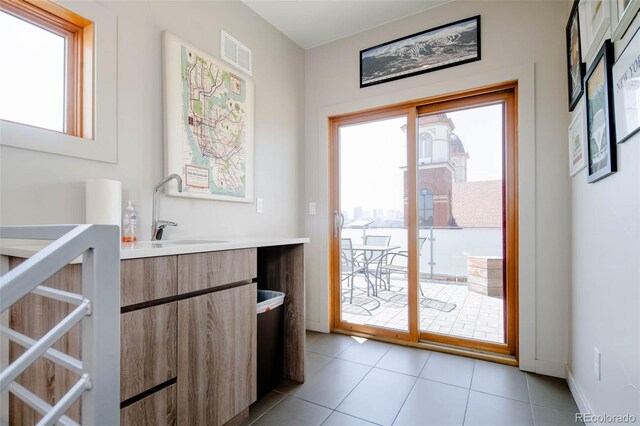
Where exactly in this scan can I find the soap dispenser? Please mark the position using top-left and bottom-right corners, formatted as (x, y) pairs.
(122, 200), (137, 243)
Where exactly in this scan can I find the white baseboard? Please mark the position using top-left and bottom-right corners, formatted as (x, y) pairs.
(566, 366), (598, 424)
(305, 319), (329, 333)
(534, 359), (567, 378)
(520, 357), (567, 378)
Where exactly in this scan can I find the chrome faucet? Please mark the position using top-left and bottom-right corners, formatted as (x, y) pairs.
(151, 174), (183, 240)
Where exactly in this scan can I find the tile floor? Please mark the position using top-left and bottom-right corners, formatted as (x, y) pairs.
(242, 332), (582, 426)
(341, 277), (504, 343)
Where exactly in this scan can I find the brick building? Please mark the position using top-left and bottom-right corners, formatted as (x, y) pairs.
(402, 114), (470, 227)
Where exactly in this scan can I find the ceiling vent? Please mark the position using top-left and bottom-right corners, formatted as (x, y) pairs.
(221, 30), (252, 76)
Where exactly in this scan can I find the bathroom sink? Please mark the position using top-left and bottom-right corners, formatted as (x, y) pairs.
(155, 239), (227, 245)
(122, 240), (228, 250)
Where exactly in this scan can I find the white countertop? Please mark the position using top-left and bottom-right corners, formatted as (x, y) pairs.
(0, 237), (310, 263)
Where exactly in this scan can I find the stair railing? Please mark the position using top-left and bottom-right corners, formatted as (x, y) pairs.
(0, 224), (120, 426)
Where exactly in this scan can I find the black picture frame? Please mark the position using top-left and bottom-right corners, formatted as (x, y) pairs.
(584, 40), (617, 183)
(566, 0), (585, 111)
(359, 16), (481, 88)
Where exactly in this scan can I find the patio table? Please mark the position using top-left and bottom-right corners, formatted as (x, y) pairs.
(351, 244), (400, 296)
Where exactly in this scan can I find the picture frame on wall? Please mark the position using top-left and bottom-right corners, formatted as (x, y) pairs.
(567, 0), (586, 111)
(569, 102), (588, 176)
(610, 0), (640, 41)
(584, 39), (617, 183)
(162, 31), (255, 202)
(579, 0), (611, 63)
(612, 25), (640, 143)
(359, 15), (481, 88)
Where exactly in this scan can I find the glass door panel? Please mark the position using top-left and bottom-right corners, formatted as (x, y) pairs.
(330, 84), (517, 356)
(338, 116), (409, 332)
(417, 104), (506, 344)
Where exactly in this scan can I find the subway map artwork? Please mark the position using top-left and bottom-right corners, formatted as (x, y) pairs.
(180, 44), (250, 199)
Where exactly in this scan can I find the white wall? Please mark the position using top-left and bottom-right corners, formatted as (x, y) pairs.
(304, 0), (571, 376)
(0, 1), (305, 241)
(567, 11), (640, 420)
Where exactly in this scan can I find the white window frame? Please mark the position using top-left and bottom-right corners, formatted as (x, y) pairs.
(0, 0), (117, 164)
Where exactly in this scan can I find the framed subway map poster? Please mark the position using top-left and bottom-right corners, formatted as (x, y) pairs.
(163, 31), (254, 202)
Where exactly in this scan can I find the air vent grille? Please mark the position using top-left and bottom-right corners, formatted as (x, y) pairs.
(221, 30), (252, 75)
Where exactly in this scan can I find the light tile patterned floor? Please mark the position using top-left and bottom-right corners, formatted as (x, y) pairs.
(242, 332), (582, 426)
(341, 276), (504, 343)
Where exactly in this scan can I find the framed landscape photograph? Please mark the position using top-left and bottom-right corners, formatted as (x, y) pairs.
(584, 40), (617, 183)
(566, 0), (585, 111)
(360, 15), (481, 88)
(568, 102), (588, 176)
(612, 25), (640, 143)
(163, 31), (254, 202)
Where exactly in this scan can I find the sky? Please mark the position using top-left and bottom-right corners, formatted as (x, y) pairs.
(0, 11), (65, 132)
(339, 103), (503, 216)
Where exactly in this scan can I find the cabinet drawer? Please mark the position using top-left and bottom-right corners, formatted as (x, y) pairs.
(178, 249), (257, 294)
(121, 256), (178, 306)
(121, 383), (177, 426)
(121, 303), (177, 401)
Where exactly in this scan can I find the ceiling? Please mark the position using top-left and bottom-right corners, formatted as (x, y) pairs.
(241, 0), (450, 49)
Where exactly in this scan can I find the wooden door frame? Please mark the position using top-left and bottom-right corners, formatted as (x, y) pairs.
(329, 81), (519, 358)
(416, 87), (518, 356)
(329, 107), (418, 342)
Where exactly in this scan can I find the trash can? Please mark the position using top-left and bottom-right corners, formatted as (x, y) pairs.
(257, 289), (285, 399)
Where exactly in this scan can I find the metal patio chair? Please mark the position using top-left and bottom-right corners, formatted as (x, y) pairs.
(378, 237), (428, 295)
(341, 238), (366, 303)
(360, 235), (391, 291)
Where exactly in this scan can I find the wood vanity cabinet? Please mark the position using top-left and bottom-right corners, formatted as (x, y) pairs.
(6, 244), (303, 426)
(7, 256), (180, 426)
(120, 251), (258, 426)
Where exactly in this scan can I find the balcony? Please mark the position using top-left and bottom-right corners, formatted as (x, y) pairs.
(340, 227), (504, 344)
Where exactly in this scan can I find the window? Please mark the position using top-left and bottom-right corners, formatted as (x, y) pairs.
(418, 132), (433, 164)
(0, 0), (93, 137)
(418, 188), (434, 227)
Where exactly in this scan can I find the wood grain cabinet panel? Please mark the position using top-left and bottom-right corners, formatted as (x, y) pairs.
(121, 303), (177, 401)
(8, 258), (82, 424)
(177, 283), (257, 426)
(121, 256), (178, 306)
(178, 249), (257, 294)
(121, 383), (177, 426)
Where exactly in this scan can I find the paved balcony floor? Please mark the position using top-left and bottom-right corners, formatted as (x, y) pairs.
(341, 275), (504, 343)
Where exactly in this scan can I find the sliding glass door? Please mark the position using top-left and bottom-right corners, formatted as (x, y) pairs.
(416, 92), (517, 355)
(331, 113), (415, 339)
(330, 84), (517, 356)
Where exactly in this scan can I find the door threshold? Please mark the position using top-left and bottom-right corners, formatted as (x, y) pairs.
(331, 327), (518, 367)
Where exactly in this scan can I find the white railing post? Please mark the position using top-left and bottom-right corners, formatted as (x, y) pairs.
(79, 225), (120, 426)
